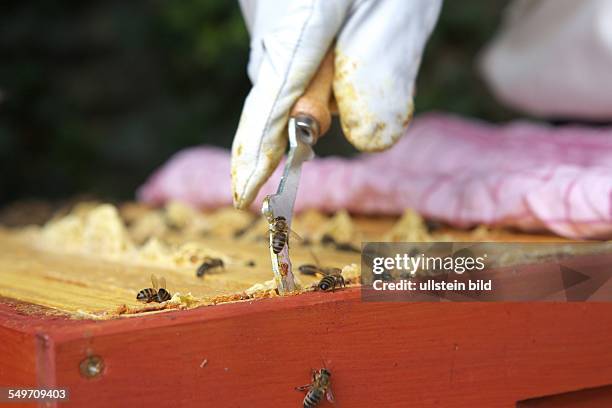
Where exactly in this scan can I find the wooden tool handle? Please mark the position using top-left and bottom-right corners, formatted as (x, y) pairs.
(290, 47), (334, 141)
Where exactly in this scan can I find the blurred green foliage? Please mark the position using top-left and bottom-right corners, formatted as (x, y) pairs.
(0, 0), (514, 204)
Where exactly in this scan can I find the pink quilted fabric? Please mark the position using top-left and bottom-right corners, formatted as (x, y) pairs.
(138, 113), (612, 239)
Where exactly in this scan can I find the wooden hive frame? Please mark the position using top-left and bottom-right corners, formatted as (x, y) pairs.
(1, 203), (612, 407)
(2, 289), (612, 407)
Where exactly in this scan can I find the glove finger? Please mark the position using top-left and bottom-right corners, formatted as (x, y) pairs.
(334, 0), (441, 152)
(232, 0), (350, 209)
(239, 0), (293, 83)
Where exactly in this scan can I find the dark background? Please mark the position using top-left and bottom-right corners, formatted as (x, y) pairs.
(0, 0), (515, 205)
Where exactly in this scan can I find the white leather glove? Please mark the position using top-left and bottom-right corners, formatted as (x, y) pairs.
(231, 0), (442, 209)
(480, 0), (612, 120)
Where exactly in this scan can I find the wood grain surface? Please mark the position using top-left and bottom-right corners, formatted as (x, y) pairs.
(0, 229), (358, 315)
(2, 290), (612, 407)
(0, 210), (566, 316)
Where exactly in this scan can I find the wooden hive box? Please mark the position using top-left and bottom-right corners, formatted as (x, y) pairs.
(1, 203), (612, 407)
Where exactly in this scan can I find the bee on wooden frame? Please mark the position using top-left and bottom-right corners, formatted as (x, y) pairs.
(136, 274), (171, 303)
(320, 233), (360, 253)
(317, 272), (346, 292)
(295, 367), (334, 408)
(196, 257), (225, 278)
(299, 264), (342, 278)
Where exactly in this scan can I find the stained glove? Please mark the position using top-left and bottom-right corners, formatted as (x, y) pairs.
(231, 0), (442, 209)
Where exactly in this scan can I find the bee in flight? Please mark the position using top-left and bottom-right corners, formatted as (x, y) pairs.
(317, 273), (345, 292)
(196, 257), (225, 278)
(136, 274), (171, 303)
(295, 367), (334, 408)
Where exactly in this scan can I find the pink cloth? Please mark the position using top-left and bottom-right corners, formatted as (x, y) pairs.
(138, 113), (612, 239)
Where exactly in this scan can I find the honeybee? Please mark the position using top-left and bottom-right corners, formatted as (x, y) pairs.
(298, 264), (322, 276)
(136, 285), (157, 303)
(136, 274), (171, 303)
(295, 368), (334, 408)
(268, 215), (313, 260)
(317, 274), (345, 292)
(320, 233), (359, 253)
(299, 264), (342, 278)
(270, 216), (289, 254)
(323, 267), (342, 276)
(196, 257), (225, 278)
(155, 276), (172, 302)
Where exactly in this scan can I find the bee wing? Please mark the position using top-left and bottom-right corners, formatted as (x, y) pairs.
(159, 276), (167, 290)
(326, 386), (335, 404)
(284, 227), (322, 266)
(325, 268), (342, 276)
(288, 227), (303, 242)
(150, 274), (159, 290)
(289, 228), (322, 266)
(307, 247), (321, 268)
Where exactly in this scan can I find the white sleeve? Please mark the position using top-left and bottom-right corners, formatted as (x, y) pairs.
(479, 0), (612, 120)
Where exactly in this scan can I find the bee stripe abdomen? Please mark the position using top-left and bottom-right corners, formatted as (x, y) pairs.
(197, 259), (224, 277)
(156, 289), (172, 302)
(137, 288), (157, 302)
(318, 276), (335, 291)
(196, 264), (208, 277)
(272, 232), (288, 254)
(304, 390), (323, 408)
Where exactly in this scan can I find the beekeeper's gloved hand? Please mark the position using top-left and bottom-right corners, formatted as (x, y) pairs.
(232, 0), (442, 209)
